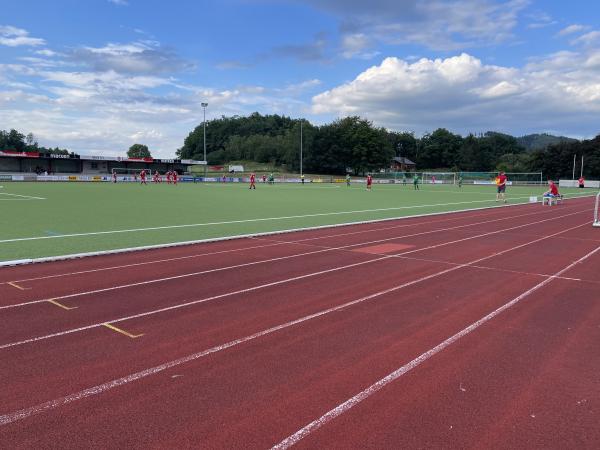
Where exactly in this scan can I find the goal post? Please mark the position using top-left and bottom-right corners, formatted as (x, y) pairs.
(594, 192), (600, 227)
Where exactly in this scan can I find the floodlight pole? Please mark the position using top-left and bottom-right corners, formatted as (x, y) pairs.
(202, 102), (208, 177)
(572, 154), (576, 180)
(581, 155), (584, 178)
(300, 119), (303, 178)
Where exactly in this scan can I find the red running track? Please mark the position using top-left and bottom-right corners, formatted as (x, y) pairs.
(1, 198), (599, 449)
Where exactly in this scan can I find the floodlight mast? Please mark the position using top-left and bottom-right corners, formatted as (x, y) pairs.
(201, 102), (208, 176)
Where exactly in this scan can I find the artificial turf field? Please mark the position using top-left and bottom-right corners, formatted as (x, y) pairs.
(0, 181), (596, 263)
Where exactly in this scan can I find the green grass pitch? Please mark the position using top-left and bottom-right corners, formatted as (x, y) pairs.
(0, 181), (593, 263)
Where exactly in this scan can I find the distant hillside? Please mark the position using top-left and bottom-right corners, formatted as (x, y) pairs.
(517, 133), (578, 151)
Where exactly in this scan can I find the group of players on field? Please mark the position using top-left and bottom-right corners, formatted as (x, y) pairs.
(111, 169), (179, 185)
(112, 169), (572, 204)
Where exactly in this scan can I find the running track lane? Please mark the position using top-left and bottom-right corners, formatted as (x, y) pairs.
(2, 206), (589, 407)
(281, 252), (600, 449)
(1, 198), (599, 448)
(0, 205), (591, 346)
(0, 198), (588, 289)
(0, 200), (592, 308)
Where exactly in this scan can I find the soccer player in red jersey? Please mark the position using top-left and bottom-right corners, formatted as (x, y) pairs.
(495, 171), (507, 203)
(578, 176), (585, 188)
(249, 172), (256, 189)
(172, 171), (178, 185)
(366, 174), (373, 190)
(140, 169), (147, 185)
(262, 174), (266, 183)
(111, 169), (117, 183)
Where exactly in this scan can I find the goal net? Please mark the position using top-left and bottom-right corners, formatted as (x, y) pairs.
(460, 172), (543, 185)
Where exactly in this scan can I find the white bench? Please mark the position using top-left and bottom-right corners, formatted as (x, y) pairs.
(542, 194), (563, 206)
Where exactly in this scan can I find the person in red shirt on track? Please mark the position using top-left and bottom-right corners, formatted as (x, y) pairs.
(578, 176), (585, 188)
(366, 174), (373, 190)
(543, 180), (561, 205)
(495, 171), (507, 203)
(140, 169), (147, 185)
(172, 171), (178, 185)
(249, 172), (256, 189)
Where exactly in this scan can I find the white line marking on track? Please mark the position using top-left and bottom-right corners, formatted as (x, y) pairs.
(271, 242), (600, 449)
(0, 205), (567, 285)
(0, 195), (577, 244)
(0, 208), (586, 311)
(0, 217), (589, 350)
(0, 221), (592, 426)
(2, 195), (594, 267)
(0, 208), (514, 285)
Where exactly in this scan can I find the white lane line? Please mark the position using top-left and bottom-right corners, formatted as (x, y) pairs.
(0, 217), (589, 351)
(0, 208), (509, 285)
(0, 222), (591, 426)
(3, 195), (594, 268)
(1, 241), (290, 285)
(271, 242), (600, 450)
(0, 208), (585, 311)
(0, 205), (558, 285)
(269, 236), (595, 284)
(0, 192), (46, 200)
(0, 195), (565, 244)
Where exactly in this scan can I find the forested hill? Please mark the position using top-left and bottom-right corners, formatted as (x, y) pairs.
(176, 112), (599, 178)
(517, 133), (578, 151)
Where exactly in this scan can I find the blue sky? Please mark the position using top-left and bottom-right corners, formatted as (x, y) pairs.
(1, 0), (599, 157)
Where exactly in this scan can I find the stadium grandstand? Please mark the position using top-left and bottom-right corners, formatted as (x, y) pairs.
(0, 150), (205, 181)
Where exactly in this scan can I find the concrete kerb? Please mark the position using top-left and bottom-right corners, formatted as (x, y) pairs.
(0, 194), (595, 268)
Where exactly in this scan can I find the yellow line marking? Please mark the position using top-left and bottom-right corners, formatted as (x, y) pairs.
(8, 281), (30, 291)
(47, 299), (78, 310)
(102, 323), (144, 339)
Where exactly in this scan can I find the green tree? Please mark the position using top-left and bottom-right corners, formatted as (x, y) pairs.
(127, 143), (151, 158)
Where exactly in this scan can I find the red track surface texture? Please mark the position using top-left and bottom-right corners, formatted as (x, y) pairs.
(1, 198), (600, 449)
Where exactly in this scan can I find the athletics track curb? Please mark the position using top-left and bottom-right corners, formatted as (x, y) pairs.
(1, 194), (596, 268)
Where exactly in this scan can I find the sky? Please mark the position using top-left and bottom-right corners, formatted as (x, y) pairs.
(1, 0), (600, 157)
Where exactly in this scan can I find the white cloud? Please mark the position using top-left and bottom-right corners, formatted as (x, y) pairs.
(69, 41), (193, 74)
(35, 49), (59, 57)
(525, 11), (556, 29)
(276, 79), (322, 95)
(340, 33), (380, 59)
(312, 52), (600, 137)
(0, 58), (316, 157)
(0, 25), (45, 47)
(571, 30), (600, 46)
(108, 0), (129, 5)
(557, 24), (588, 36)
(304, 0), (530, 51)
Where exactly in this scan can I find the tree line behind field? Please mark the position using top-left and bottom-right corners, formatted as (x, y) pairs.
(3, 114), (600, 179)
(176, 113), (600, 179)
(0, 129), (70, 155)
